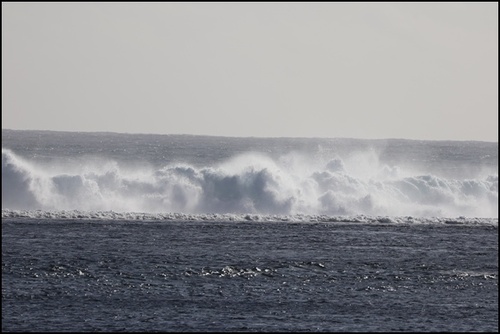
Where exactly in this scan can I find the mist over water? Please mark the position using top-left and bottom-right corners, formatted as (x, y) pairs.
(2, 130), (497, 218)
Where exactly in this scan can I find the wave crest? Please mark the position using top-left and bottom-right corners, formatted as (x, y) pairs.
(2, 149), (498, 218)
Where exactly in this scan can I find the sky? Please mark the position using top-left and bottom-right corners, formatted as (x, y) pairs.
(2, 2), (498, 141)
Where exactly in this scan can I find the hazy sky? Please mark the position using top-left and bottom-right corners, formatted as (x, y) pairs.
(2, 2), (498, 141)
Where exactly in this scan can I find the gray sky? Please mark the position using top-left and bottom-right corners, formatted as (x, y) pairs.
(2, 2), (498, 141)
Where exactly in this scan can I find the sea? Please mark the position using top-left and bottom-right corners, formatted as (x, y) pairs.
(2, 129), (498, 332)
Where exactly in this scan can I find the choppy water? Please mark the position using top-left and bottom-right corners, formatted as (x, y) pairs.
(2, 219), (498, 332)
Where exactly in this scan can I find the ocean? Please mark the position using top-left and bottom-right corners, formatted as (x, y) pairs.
(2, 129), (498, 332)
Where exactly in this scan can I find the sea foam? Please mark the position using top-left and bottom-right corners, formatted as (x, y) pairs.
(2, 208), (498, 227)
(2, 148), (497, 218)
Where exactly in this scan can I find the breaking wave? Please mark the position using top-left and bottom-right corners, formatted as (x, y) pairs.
(2, 148), (498, 218)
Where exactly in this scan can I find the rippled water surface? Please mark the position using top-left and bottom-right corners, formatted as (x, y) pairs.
(2, 219), (498, 332)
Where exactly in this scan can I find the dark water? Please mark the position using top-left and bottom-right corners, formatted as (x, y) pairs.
(2, 219), (498, 332)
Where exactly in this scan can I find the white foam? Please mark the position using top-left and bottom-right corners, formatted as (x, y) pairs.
(1, 209), (497, 227)
(2, 148), (498, 218)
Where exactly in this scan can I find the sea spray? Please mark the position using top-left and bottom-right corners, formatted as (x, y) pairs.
(2, 148), (497, 217)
